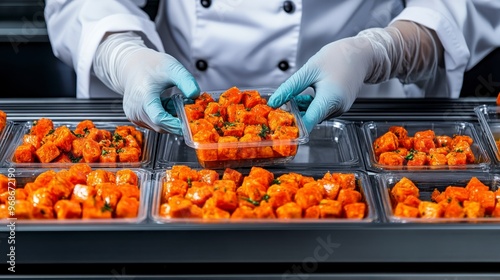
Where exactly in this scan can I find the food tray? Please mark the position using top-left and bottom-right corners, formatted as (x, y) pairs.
(172, 88), (309, 169)
(0, 167), (151, 224)
(150, 165), (377, 224)
(474, 105), (500, 166)
(3, 120), (156, 168)
(155, 120), (364, 170)
(360, 121), (490, 172)
(376, 172), (500, 223)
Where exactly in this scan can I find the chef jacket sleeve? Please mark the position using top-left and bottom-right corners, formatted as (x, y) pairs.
(44, 0), (163, 98)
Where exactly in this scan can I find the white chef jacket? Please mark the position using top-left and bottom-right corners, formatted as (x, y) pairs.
(44, 0), (500, 99)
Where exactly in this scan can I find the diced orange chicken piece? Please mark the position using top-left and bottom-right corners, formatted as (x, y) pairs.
(82, 139), (101, 163)
(115, 169), (138, 186)
(344, 202), (366, 219)
(394, 203), (419, 218)
(276, 202), (302, 219)
(231, 206), (257, 219)
(116, 197), (139, 218)
(318, 199), (343, 218)
(54, 200), (82, 219)
(14, 144), (36, 163)
(418, 201), (444, 218)
(391, 177), (419, 203)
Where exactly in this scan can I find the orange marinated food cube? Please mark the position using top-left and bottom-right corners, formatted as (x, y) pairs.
(30, 118), (54, 139)
(443, 199), (465, 218)
(54, 200), (82, 219)
(117, 147), (141, 162)
(463, 200), (485, 218)
(23, 134), (41, 149)
(295, 186), (323, 210)
(86, 169), (110, 187)
(418, 201), (444, 218)
(185, 104), (205, 121)
(14, 144), (36, 163)
(394, 203), (419, 218)
(265, 185), (292, 209)
(115, 169), (138, 186)
(74, 120), (95, 135)
(444, 186), (469, 202)
(195, 92), (215, 107)
(218, 87), (243, 107)
(0, 110), (6, 133)
(254, 204), (276, 219)
(390, 177), (419, 203)
(276, 202), (302, 219)
(53, 126), (77, 153)
(222, 168), (243, 186)
(162, 179), (188, 202)
(115, 197), (139, 218)
(344, 202), (366, 219)
(337, 189), (362, 206)
(318, 199), (343, 218)
(267, 109), (295, 131)
(231, 206), (256, 219)
(241, 90), (263, 109)
(373, 132), (399, 157)
(71, 184), (96, 203)
(189, 119), (214, 136)
(36, 142), (61, 163)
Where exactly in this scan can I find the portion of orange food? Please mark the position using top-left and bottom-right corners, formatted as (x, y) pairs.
(391, 176), (500, 219)
(0, 110), (6, 134)
(185, 87), (299, 163)
(373, 126), (476, 167)
(158, 165), (368, 220)
(0, 163), (141, 220)
(13, 118), (143, 164)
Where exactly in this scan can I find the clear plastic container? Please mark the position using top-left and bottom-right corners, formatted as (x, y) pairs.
(172, 88), (309, 169)
(474, 105), (500, 166)
(376, 172), (500, 223)
(150, 166), (377, 224)
(0, 121), (16, 165)
(3, 120), (156, 168)
(360, 121), (491, 172)
(0, 167), (151, 224)
(155, 119), (363, 170)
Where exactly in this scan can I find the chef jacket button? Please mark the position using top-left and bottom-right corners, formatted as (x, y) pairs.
(196, 59), (208, 71)
(201, 0), (211, 8)
(283, 1), (295, 14)
(278, 60), (290, 71)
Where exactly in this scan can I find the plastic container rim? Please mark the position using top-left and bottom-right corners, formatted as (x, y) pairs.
(149, 167), (378, 224)
(4, 120), (155, 168)
(172, 87), (310, 150)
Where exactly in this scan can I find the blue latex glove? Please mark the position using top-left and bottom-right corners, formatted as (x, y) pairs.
(268, 21), (442, 133)
(93, 32), (200, 135)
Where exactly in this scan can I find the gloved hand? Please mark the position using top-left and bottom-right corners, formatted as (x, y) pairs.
(268, 21), (442, 133)
(93, 31), (200, 135)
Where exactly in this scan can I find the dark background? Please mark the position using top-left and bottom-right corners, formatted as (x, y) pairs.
(0, 0), (499, 99)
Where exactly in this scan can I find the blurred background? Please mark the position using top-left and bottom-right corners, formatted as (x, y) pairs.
(0, 0), (499, 98)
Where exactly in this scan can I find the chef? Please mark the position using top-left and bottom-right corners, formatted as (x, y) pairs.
(44, 0), (500, 134)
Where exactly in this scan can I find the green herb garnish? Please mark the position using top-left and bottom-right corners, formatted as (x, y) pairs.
(113, 133), (123, 142)
(261, 194), (270, 202)
(101, 149), (109, 156)
(187, 178), (192, 188)
(241, 197), (260, 206)
(117, 149), (124, 154)
(71, 130), (83, 138)
(68, 154), (82, 163)
(46, 129), (55, 136)
(101, 202), (113, 212)
(405, 153), (414, 161)
(211, 112), (221, 117)
(271, 179), (281, 185)
(258, 124), (270, 139)
(224, 122), (236, 127)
